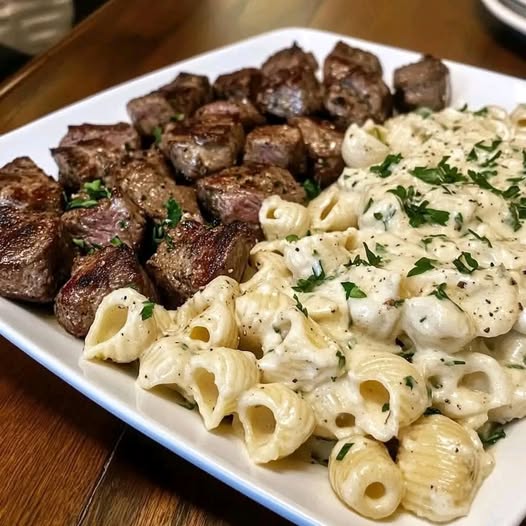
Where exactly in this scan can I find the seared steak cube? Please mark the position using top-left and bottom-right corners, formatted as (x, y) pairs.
(196, 164), (305, 224)
(160, 120), (244, 181)
(213, 68), (263, 102)
(58, 122), (140, 150)
(244, 125), (307, 175)
(61, 186), (146, 250)
(51, 139), (123, 191)
(261, 42), (318, 76)
(52, 123), (139, 191)
(0, 206), (70, 302)
(160, 72), (212, 117)
(114, 149), (201, 222)
(194, 100), (265, 130)
(55, 245), (158, 337)
(146, 220), (255, 307)
(323, 41), (382, 85)
(126, 91), (178, 136)
(288, 116), (344, 187)
(393, 55), (450, 112)
(324, 69), (392, 128)
(0, 157), (63, 213)
(257, 66), (323, 119)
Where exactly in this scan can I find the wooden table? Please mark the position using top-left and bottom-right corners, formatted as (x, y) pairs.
(0, 1), (525, 525)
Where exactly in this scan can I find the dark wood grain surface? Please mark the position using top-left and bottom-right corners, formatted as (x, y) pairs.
(0, 1), (525, 525)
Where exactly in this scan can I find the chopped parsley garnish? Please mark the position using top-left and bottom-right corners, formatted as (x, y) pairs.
(416, 107), (433, 118)
(153, 198), (182, 245)
(176, 399), (197, 410)
(454, 212), (464, 231)
(72, 238), (101, 255)
(336, 350), (346, 369)
(293, 263), (326, 293)
(293, 294), (309, 317)
(171, 113), (185, 122)
(429, 283), (463, 311)
(140, 301), (155, 320)
(506, 363), (526, 370)
(404, 376), (416, 389)
(110, 235), (124, 247)
(458, 103), (468, 112)
(478, 422), (506, 447)
(152, 126), (163, 144)
(523, 150), (526, 175)
(467, 229), (492, 247)
(407, 257), (437, 277)
(410, 156), (466, 185)
(453, 252), (479, 274)
(382, 403), (390, 412)
(336, 442), (354, 461)
(364, 197), (374, 213)
(341, 281), (367, 299)
(473, 107), (489, 117)
(444, 360), (466, 366)
(388, 185), (449, 227)
(286, 234), (299, 242)
(508, 202), (522, 232)
(303, 178), (321, 200)
(67, 179), (111, 209)
(370, 153), (403, 178)
(363, 242), (382, 267)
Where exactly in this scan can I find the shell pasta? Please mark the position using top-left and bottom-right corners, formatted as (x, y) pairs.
(83, 104), (526, 524)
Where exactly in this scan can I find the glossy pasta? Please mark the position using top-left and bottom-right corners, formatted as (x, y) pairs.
(84, 104), (526, 523)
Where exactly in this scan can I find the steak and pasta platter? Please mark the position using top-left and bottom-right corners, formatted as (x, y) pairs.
(2, 38), (526, 523)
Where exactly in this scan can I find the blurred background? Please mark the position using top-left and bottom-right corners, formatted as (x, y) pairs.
(0, 0), (106, 80)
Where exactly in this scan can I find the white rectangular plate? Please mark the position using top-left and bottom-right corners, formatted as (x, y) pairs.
(1, 27), (526, 526)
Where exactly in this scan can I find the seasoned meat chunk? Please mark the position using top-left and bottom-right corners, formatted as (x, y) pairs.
(55, 245), (157, 337)
(146, 220), (255, 307)
(51, 139), (124, 191)
(324, 69), (392, 128)
(194, 100), (265, 130)
(288, 116), (344, 187)
(244, 125), (307, 175)
(323, 41), (382, 85)
(58, 122), (140, 150)
(160, 72), (212, 117)
(52, 122), (139, 191)
(213, 68), (263, 102)
(0, 206), (70, 302)
(196, 164), (305, 224)
(114, 149), (201, 221)
(160, 120), (244, 181)
(0, 157), (63, 213)
(126, 91), (178, 136)
(393, 54), (450, 112)
(261, 42), (318, 76)
(257, 66), (323, 119)
(61, 187), (146, 250)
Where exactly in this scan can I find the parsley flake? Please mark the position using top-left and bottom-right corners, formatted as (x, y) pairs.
(363, 242), (382, 267)
(336, 442), (354, 461)
(404, 376), (416, 389)
(286, 234), (299, 242)
(110, 235), (124, 247)
(410, 156), (466, 185)
(336, 350), (346, 369)
(370, 153), (403, 178)
(382, 402), (390, 412)
(407, 257), (437, 277)
(478, 422), (506, 447)
(467, 229), (492, 247)
(303, 178), (321, 200)
(453, 252), (479, 274)
(152, 126), (163, 144)
(341, 281), (367, 299)
(293, 294), (309, 317)
(293, 263), (327, 293)
(140, 301), (155, 320)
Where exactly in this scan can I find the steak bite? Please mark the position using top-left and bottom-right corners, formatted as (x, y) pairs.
(61, 184), (146, 250)
(51, 139), (123, 191)
(160, 119), (245, 181)
(244, 124), (307, 175)
(55, 245), (158, 338)
(196, 164), (305, 224)
(126, 91), (178, 136)
(194, 100), (265, 130)
(257, 66), (323, 119)
(113, 149), (201, 222)
(324, 69), (393, 128)
(288, 116), (344, 187)
(323, 41), (382, 85)
(51, 123), (139, 191)
(58, 122), (140, 150)
(146, 220), (256, 307)
(213, 68), (263, 102)
(160, 72), (212, 117)
(0, 157), (63, 213)
(393, 54), (450, 112)
(0, 206), (70, 302)
(261, 42), (318, 76)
